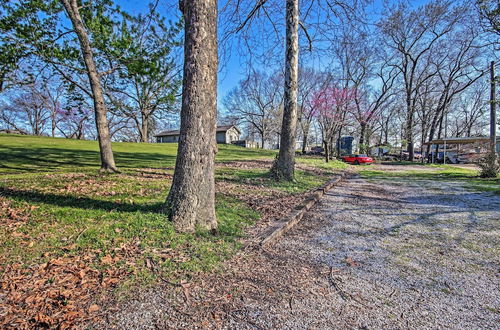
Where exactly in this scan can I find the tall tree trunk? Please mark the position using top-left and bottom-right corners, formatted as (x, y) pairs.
(336, 127), (342, 157)
(51, 108), (57, 138)
(420, 130), (425, 164)
(425, 106), (442, 162)
(437, 113), (444, 139)
(405, 104), (415, 162)
(329, 135), (335, 160)
(165, 0), (218, 233)
(270, 0), (299, 181)
(61, 0), (117, 172)
(384, 116), (389, 144)
(359, 122), (366, 153)
(490, 61), (497, 159)
(34, 111), (40, 135)
(77, 120), (84, 139)
(140, 112), (148, 143)
(301, 131), (308, 154)
(323, 140), (329, 163)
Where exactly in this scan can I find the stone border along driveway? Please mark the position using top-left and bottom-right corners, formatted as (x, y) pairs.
(259, 171), (348, 247)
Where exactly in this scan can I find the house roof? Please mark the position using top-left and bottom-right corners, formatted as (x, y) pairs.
(154, 129), (180, 137)
(154, 125), (240, 137)
(423, 136), (496, 145)
(216, 125), (241, 134)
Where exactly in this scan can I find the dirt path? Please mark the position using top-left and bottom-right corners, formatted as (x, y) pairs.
(102, 174), (499, 329)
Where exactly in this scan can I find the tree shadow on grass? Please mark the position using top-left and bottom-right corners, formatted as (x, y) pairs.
(0, 186), (164, 213)
(0, 146), (177, 173)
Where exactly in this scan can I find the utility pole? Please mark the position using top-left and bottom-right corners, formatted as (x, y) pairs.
(444, 108), (448, 165)
(491, 61), (497, 158)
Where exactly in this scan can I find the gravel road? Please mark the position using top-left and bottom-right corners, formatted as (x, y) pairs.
(102, 174), (500, 329)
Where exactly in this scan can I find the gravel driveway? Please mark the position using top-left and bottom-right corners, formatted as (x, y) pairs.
(102, 174), (500, 329)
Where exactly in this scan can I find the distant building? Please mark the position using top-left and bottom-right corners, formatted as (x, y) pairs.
(154, 125), (241, 144)
(337, 136), (354, 156)
(423, 136), (500, 163)
(232, 139), (258, 148)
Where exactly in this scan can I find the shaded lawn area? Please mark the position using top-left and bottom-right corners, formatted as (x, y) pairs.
(0, 134), (277, 173)
(359, 164), (500, 195)
(0, 134), (347, 328)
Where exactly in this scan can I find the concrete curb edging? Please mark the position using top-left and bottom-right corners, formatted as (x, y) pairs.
(260, 171), (349, 247)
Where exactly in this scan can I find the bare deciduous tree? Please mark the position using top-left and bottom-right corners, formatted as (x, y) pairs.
(60, 0), (118, 172)
(379, 0), (464, 161)
(424, 14), (487, 157)
(1, 84), (52, 135)
(297, 68), (329, 154)
(223, 71), (282, 148)
(270, 0), (299, 181)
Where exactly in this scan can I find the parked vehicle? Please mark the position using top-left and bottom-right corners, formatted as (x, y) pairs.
(307, 146), (324, 155)
(341, 154), (373, 165)
(428, 151), (462, 164)
(457, 152), (483, 164)
(400, 151), (423, 161)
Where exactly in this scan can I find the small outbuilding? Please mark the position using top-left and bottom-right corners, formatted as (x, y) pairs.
(423, 136), (500, 163)
(154, 125), (241, 144)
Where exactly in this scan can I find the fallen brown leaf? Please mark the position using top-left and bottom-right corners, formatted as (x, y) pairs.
(88, 304), (100, 313)
(345, 257), (359, 267)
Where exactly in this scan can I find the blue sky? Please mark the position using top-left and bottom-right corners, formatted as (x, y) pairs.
(115, 0), (430, 103)
(116, 0), (251, 100)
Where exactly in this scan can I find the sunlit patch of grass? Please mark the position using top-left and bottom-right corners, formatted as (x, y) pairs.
(358, 164), (499, 195)
(0, 134), (276, 174)
(296, 156), (349, 173)
(465, 177), (500, 195)
(215, 167), (333, 193)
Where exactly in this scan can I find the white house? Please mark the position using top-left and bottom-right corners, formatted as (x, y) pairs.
(154, 125), (241, 144)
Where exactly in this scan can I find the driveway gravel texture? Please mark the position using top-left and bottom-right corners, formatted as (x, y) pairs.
(100, 172), (499, 329)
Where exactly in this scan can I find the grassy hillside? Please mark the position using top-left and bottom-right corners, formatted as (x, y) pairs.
(0, 134), (277, 173)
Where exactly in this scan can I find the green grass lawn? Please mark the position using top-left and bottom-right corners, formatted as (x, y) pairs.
(0, 134), (346, 326)
(295, 156), (349, 173)
(358, 164), (500, 195)
(0, 134), (344, 271)
(0, 133), (277, 173)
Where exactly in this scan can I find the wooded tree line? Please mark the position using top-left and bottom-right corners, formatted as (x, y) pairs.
(0, 0), (498, 231)
(221, 0), (498, 161)
(0, 0), (183, 172)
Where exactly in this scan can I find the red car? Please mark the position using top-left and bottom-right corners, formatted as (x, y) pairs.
(341, 154), (373, 165)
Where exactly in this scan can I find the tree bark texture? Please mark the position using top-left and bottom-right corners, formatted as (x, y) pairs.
(140, 112), (148, 143)
(61, 0), (117, 172)
(165, 0), (218, 233)
(490, 61), (497, 158)
(329, 135), (335, 160)
(301, 131), (308, 154)
(270, 0), (299, 181)
(359, 122), (367, 153)
(323, 140), (329, 163)
(405, 98), (415, 162)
